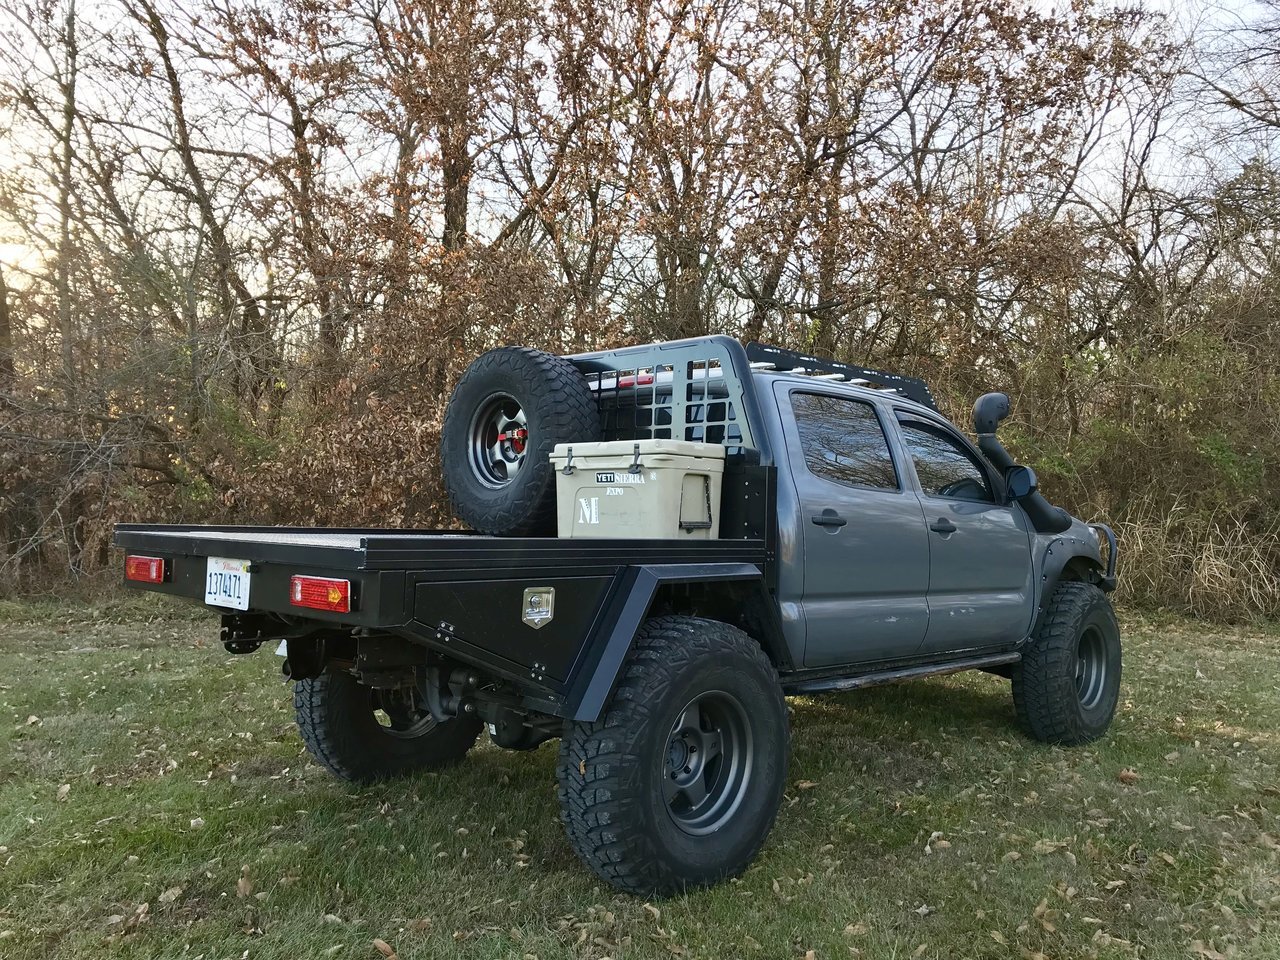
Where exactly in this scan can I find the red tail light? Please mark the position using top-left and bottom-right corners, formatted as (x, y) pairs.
(290, 576), (352, 613)
(125, 555), (166, 584)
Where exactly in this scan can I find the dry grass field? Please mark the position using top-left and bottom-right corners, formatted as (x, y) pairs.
(0, 596), (1276, 959)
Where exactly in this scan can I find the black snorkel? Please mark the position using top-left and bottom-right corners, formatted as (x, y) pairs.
(973, 393), (1073, 534)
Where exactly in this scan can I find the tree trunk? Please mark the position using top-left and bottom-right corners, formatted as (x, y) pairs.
(0, 263), (12, 393)
(56, 0), (78, 397)
(441, 125), (470, 251)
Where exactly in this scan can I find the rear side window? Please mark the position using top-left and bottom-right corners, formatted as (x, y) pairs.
(791, 393), (898, 490)
(897, 418), (993, 502)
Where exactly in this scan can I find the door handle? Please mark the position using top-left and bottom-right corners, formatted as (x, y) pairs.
(811, 510), (848, 529)
(929, 518), (957, 534)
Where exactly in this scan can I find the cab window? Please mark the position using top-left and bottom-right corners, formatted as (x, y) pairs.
(792, 393), (898, 490)
(897, 418), (993, 502)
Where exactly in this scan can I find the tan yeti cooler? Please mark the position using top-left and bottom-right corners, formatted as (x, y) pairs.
(550, 440), (726, 539)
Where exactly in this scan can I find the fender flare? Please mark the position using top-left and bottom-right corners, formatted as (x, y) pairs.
(564, 563), (784, 722)
(1034, 524), (1118, 631)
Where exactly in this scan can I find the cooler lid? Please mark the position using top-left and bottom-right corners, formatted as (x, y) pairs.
(550, 439), (726, 460)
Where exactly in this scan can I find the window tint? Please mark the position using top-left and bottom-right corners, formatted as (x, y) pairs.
(792, 393), (898, 490)
(898, 419), (993, 502)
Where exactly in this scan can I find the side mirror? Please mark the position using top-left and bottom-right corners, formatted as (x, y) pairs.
(1004, 464), (1038, 500)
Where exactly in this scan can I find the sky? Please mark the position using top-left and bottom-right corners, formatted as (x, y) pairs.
(0, 0), (1275, 279)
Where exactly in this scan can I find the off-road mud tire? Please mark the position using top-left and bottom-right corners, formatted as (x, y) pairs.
(441, 346), (599, 536)
(1013, 582), (1122, 745)
(557, 616), (789, 896)
(294, 670), (482, 783)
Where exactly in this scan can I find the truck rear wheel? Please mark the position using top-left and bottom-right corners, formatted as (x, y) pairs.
(1013, 582), (1121, 745)
(441, 346), (600, 536)
(556, 616), (789, 896)
(294, 671), (482, 783)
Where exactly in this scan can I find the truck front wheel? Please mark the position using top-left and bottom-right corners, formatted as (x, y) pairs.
(1013, 582), (1122, 745)
(556, 616), (789, 896)
(294, 671), (483, 783)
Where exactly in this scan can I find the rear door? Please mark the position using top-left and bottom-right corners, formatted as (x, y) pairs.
(776, 385), (930, 667)
(893, 412), (1035, 654)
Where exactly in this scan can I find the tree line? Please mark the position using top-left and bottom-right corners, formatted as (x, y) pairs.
(1, 0), (1277, 618)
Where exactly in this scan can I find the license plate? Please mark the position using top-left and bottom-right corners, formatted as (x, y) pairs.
(205, 557), (251, 610)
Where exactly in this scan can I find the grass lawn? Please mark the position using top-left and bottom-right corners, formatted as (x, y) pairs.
(0, 596), (1277, 960)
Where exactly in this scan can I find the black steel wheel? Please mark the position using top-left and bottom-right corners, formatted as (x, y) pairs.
(441, 346), (600, 536)
(663, 690), (754, 836)
(370, 687), (439, 739)
(1074, 624), (1110, 711)
(468, 392), (529, 487)
(295, 670), (483, 783)
(1013, 582), (1122, 745)
(557, 617), (789, 896)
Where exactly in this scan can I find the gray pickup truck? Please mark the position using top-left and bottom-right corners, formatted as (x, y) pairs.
(114, 336), (1119, 896)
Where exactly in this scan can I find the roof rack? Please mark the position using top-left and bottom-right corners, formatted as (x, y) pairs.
(743, 341), (938, 412)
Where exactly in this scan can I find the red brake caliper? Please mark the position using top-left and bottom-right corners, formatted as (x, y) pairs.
(497, 428), (527, 454)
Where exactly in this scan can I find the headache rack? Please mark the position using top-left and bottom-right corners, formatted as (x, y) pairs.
(567, 336), (761, 456)
(565, 337), (938, 459)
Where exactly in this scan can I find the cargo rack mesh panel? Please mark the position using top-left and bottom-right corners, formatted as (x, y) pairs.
(567, 337), (756, 455)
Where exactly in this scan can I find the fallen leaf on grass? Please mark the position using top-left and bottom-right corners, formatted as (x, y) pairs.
(373, 938), (398, 959)
(796, 780), (819, 790)
(236, 866), (252, 898)
(1002, 851), (1022, 862)
(407, 918), (432, 932)
(1033, 839), (1068, 854)
(643, 903), (660, 923)
(924, 831), (950, 854)
(844, 923), (868, 936)
(1190, 941), (1228, 960)
(158, 886), (183, 904)
(1116, 768), (1140, 785)
(990, 930), (1008, 945)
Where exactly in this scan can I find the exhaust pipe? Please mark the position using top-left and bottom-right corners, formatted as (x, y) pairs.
(972, 393), (1072, 534)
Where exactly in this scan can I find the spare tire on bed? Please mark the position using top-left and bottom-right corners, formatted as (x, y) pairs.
(441, 346), (600, 536)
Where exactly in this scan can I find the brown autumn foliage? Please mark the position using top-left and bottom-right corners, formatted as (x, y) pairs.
(0, 0), (1277, 618)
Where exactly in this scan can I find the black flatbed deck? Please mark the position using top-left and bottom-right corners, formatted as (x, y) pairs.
(113, 524), (775, 710)
(113, 524), (769, 572)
